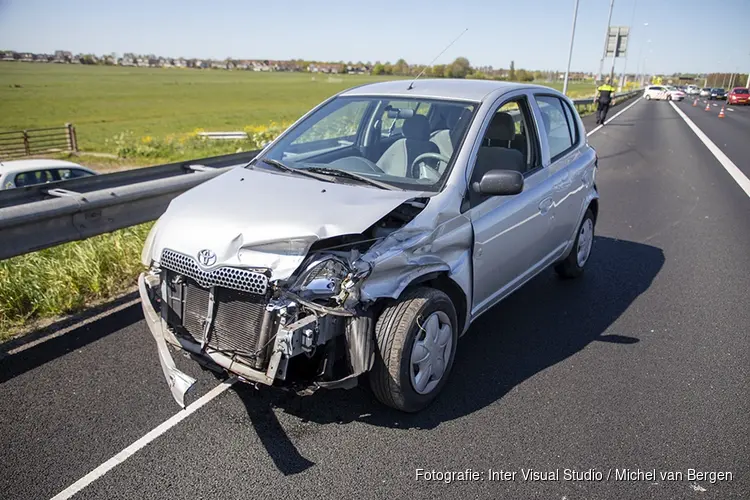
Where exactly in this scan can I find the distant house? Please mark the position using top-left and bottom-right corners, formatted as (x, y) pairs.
(20, 52), (34, 62)
(136, 57), (149, 67)
(1, 51), (17, 61)
(174, 58), (186, 68)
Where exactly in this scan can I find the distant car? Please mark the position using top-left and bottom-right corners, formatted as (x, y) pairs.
(709, 88), (726, 100)
(643, 85), (669, 100)
(0, 159), (97, 190)
(699, 88), (712, 97)
(643, 85), (684, 101)
(665, 86), (686, 101)
(727, 87), (749, 105)
(686, 85), (700, 95)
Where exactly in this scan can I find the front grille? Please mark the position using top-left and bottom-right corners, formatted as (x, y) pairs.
(161, 249), (268, 295)
(165, 273), (271, 367)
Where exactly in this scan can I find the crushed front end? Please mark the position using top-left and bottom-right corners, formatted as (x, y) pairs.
(139, 246), (376, 408)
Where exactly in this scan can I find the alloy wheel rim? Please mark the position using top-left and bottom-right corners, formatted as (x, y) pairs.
(410, 311), (453, 395)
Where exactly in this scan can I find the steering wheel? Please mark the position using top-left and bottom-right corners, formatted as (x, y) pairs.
(410, 152), (451, 178)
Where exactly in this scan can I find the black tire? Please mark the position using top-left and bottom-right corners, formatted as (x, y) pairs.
(369, 287), (458, 413)
(555, 208), (596, 279)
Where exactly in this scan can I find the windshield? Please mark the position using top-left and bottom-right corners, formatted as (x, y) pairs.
(734, 88), (749, 94)
(251, 95), (477, 192)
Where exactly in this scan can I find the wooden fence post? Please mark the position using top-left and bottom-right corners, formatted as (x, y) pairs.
(66, 123), (78, 152)
(23, 131), (30, 156)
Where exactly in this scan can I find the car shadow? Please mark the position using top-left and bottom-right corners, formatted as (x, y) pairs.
(232, 235), (664, 471)
(0, 294), (143, 383)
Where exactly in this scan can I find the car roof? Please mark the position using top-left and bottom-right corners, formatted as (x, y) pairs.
(0, 158), (94, 174)
(339, 78), (555, 102)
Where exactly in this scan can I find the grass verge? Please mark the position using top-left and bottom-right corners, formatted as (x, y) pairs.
(0, 223), (152, 342)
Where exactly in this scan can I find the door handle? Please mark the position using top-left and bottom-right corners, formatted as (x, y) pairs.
(539, 198), (554, 215)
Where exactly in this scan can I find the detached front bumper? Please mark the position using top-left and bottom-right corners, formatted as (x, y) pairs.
(138, 272), (282, 408)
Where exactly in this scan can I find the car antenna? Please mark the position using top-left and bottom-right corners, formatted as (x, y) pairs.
(407, 27), (469, 90)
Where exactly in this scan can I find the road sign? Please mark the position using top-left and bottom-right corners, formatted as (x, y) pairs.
(605, 26), (629, 58)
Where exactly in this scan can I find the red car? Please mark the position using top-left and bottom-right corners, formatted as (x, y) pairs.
(728, 87), (749, 105)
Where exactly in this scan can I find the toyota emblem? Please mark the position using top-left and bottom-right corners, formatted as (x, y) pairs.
(197, 249), (217, 267)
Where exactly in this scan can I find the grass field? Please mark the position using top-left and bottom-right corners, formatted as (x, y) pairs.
(0, 62), (598, 338)
(0, 62), (597, 162)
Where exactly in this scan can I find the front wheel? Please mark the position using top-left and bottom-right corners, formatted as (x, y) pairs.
(645, 95), (651, 100)
(555, 208), (595, 279)
(369, 287), (458, 412)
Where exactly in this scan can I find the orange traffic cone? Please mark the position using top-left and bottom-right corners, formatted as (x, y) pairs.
(718, 106), (725, 118)
(692, 98), (698, 107)
(705, 101), (711, 111)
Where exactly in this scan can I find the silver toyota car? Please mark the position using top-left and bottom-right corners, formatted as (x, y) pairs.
(139, 79), (599, 412)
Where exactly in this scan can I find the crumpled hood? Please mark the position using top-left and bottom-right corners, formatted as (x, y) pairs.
(147, 166), (427, 279)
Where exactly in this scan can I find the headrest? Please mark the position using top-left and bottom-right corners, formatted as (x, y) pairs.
(450, 107), (473, 138)
(443, 107), (462, 128)
(402, 115), (430, 141)
(486, 112), (515, 142)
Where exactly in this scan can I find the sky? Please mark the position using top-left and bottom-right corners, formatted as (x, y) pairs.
(0, 0), (747, 75)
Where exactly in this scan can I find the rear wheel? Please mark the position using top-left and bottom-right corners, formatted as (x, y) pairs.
(555, 208), (595, 279)
(645, 95), (651, 100)
(369, 287), (458, 412)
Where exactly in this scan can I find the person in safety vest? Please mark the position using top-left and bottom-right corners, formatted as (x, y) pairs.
(596, 78), (616, 125)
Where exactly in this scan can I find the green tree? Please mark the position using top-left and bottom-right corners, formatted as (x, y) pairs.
(448, 57), (472, 78)
(372, 63), (385, 75)
(393, 58), (409, 75)
(431, 64), (446, 77)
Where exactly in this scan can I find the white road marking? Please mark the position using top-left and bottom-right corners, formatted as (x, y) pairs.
(587, 97), (641, 137)
(728, 108), (734, 112)
(670, 101), (750, 198)
(50, 377), (238, 500)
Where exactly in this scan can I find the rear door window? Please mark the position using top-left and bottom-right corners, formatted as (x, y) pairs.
(534, 95), (576, 162)
(14, 170), (53, 187)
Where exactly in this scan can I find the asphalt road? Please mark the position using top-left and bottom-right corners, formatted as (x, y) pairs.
(1, 97), (749, 500)
(673, 96), (750, 178)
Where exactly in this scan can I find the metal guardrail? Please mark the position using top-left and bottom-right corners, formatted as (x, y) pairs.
(0, 88), (643, 261)
(0, 150), (260, 260)
(571, 88), (643, 107)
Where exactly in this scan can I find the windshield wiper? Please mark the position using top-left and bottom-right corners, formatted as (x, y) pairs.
(304, 166), (400, 191)
(253, 157), (335, 183)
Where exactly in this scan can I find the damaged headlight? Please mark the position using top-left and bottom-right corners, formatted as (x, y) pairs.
(293, 256), (349, 299)
(291, 254), (373, 308)
(237, 237), (317, 275)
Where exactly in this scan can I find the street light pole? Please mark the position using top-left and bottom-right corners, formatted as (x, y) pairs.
(635, 23), (649, 86)
(618, 0), (638, 91)
(562, 0), (580, 95)
(598, 0), (615, 82)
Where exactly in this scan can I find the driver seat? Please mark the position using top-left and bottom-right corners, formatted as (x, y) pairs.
(376, 115), (439, 177)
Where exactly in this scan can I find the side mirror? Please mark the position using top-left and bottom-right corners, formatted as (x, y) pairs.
(472, 169), (524, 196)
